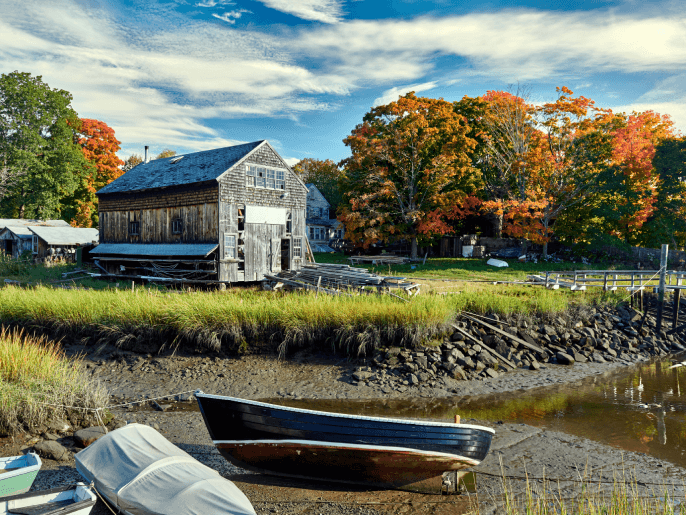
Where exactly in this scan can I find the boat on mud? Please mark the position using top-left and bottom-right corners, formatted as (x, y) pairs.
(0, 453), (41, 498)
(75, 423), (256, 515)
(195, 390), (495, 492)
(0, 483), (96, 515)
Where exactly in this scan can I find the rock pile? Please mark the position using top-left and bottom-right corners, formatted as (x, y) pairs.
(352, 303), (686, 389)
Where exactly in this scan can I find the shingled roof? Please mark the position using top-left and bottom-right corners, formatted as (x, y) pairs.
(97, 141), (265, 195)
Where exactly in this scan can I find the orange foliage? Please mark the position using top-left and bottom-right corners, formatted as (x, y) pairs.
(70, 119), (124, 227)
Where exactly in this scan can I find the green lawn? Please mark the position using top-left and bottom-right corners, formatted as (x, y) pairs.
(313, 252), (615, 282)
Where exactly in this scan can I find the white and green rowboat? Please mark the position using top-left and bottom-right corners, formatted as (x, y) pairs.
(0, 454), (41, 499)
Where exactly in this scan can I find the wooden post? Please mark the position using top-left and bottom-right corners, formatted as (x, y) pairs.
(673, 274), (682, 330)
(603, 272), (608, 291)
(454, 414), (460, 424)
(316, 276), (322, 298)
(545, 272), (550, 288)
(131, 281), (134, 292)
(656, 244), (669, 332)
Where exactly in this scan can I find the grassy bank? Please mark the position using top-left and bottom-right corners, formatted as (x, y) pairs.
(0, 283), (620, 355)
(0, 327), (108, 435)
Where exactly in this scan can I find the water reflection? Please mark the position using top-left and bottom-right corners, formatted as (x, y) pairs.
(261, 358), (686, 468)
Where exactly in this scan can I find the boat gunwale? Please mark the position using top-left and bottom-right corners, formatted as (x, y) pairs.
(195, 391), (495, 433)
(214, 439), (482, 465)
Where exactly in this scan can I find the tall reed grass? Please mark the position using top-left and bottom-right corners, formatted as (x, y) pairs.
(0, 283), (618, 355)
(0, 327), (108, 435)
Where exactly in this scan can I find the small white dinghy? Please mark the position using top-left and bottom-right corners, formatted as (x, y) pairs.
(75, 423), (256, 515)
(0, 483), (96, 515)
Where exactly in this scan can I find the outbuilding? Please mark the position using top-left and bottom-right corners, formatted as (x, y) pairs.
(29, 226), (99, 262)
(93, 141), (309, 283)
(0, 219), (71, 259)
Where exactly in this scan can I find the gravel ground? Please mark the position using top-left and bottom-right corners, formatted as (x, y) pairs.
(7, 345), (685, 514)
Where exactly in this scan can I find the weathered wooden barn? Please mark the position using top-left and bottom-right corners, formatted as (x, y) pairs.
(29, 226), (99, 262)
(92, 141), (309, 283)
(0, 219), (70, 258)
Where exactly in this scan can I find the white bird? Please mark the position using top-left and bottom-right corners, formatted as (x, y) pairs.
(668, 361), (686, 369)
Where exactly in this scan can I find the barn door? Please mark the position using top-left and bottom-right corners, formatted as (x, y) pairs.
(270, 238), (281, 272)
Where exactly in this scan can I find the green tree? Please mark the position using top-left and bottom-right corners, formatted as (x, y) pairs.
(293, 158), (343, 216)
(0, 71), (89, 219)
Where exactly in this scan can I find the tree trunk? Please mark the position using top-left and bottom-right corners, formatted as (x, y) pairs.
(18, 204), (25, 219)
(411, 236), (418, 260)
(543, 241), (548, 258)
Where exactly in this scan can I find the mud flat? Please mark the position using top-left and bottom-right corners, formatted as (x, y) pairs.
(11, 344), (686, 514)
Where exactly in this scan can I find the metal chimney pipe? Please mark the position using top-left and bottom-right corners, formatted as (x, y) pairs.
(144, 146), (149, 163)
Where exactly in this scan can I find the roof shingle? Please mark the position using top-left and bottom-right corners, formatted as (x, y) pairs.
(97, 141), (264, 195)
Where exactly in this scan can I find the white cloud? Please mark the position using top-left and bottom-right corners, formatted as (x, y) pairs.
(212, 9), (250, 23)
(196, 0), (234, 6)
(373, 81), (438, 106)
(282, 157), (301, 166)
(256, 0), (343, 23)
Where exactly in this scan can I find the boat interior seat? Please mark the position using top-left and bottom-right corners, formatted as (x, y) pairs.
(8, 498), (81, 515)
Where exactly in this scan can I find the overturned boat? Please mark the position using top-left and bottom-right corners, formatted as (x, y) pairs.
(195, 391), (494, 493)
(75, 423), (256, 515)
(0, 453), (41, 499)
(0, 483), (96, 515)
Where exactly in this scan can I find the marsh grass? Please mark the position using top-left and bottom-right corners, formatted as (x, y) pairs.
(0, 281), (619, 356)
(471, 463), (686, 515)
(0, 327), (108, 435)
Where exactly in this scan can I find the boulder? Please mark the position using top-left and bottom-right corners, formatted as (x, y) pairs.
(556, 351), (575, 365)
(409, 374), (419, 385)
(46, 419), (71, 433)
(414, 355), (428, 369)
(353, 370), (374, 381)
(417, 372), (431, 382)
(571, 350), (588, 363)
(74, 426), (109, 448)
(530, 361), (541, 371)
(485, 368), (499, 378)
(34, 440), (70, 461)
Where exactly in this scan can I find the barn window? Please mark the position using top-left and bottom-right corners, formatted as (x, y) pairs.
(32, 235), (38, 254)
(276, 170), (285, 190)
(129, 221), (140, 235)
(293, 237), (302, 259)
(172, 218), (183, 234)
(286, 211), (292, 234)
(246, 165), (287, 190)
(224, 234), (236, 259)
(309, 227), (315, 240)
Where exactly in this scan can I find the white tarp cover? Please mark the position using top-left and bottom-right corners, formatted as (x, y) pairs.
(245, 205), (286, 225)
(75, 424), (255, 515)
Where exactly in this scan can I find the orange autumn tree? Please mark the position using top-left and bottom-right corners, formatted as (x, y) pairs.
(608, 111), (674, 243)
(69, 119), (124, 227)
(339, 92), (481, 259)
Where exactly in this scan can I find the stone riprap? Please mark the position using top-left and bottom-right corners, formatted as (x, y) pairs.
(353, 303), (686, 391)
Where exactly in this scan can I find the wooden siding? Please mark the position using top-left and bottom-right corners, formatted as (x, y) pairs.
(98, 184), (218, 211)
(217, 144), (308, 282)
(99, 203), (218, 244)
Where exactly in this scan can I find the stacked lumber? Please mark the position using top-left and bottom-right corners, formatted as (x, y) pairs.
(347, 255), (408, 265)
(268, 263), (417, 294)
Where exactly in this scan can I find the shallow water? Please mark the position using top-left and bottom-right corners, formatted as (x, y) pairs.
(260, 358), (686, 468)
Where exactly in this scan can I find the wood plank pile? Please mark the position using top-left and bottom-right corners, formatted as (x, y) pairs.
(347, 255), (408, 265)
(268, 263), (418, 293)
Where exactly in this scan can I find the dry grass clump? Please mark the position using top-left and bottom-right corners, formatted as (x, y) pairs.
(472, 464), (686, 515)
(0, 326), (109, 435)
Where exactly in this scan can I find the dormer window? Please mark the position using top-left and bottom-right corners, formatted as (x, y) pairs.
(172, 218), (183, 234)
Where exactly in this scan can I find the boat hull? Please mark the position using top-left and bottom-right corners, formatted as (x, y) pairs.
(196, 392), (494, 492)
(0, 454), (41, 499)
(0, 484), (96, 515)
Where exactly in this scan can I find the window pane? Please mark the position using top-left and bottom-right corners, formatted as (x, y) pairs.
(258, 167), (266, 177)
(276, 171), (285, 181)
(247, 166), (256, 177)
(267, 179), (275, 189)
(267, 169), (275, 180)
(256, 176), (266, 188)
(247, 176), (255, 187)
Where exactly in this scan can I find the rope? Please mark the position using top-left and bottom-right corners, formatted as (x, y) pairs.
(30, 389), (197, 412)
(89, 482), (118, 515)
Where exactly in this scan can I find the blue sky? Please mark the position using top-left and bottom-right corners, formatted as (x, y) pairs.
(2, 0), (685, 165)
